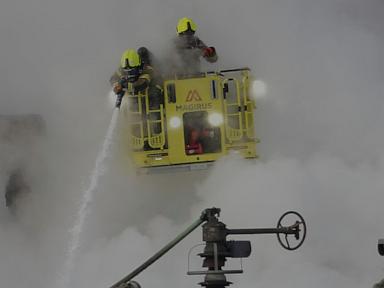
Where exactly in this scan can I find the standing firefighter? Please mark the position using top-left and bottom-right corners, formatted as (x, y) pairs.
(172, 17), (218, 74)
(110, 48), (162, 108)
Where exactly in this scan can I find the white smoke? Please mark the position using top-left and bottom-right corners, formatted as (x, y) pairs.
(70, 153), (384, 288)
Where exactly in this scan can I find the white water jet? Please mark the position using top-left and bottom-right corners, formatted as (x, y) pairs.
(57, 108), (119, 288)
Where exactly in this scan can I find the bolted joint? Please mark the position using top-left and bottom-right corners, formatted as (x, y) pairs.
(201, 208), (221, 222)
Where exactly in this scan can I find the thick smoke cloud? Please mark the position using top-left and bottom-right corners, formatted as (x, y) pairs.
(0, 0), (383, 288)
(72, 154), (384, 288)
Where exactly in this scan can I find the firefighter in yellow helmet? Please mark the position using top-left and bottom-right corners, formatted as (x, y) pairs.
(172, 17), (218, 74)
(110, 48), (161, 108)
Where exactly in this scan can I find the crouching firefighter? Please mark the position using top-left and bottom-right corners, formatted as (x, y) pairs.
(110, 48), (163, 109)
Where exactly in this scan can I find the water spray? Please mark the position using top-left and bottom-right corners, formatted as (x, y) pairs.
(57, 107), (120, 288)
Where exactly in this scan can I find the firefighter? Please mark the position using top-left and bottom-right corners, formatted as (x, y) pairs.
(172, 17), (218, 74)
(110, 48), (162, 108)
(185, 126), (218, 155)
(137, 46), (154, 67)
(185, 128), (204, 155)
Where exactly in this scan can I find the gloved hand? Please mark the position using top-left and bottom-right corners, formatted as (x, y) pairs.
(203, 47), (216, 58)
(113, 83), (123, 95)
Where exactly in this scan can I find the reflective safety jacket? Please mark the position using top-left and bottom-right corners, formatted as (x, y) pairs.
(172, 34), (218, 74)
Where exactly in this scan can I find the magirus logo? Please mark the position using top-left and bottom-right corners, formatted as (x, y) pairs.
(186, 90), (202, 102)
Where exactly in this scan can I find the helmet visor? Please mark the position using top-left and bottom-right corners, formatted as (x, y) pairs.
(177, 18), (197, 34)
(121, 49), (141, 68)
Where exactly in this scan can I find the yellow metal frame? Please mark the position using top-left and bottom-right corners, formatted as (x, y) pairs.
(120, 68), (258, 169)
(223, 78), (243, 142)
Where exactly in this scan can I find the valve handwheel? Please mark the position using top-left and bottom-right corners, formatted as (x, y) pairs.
(276, 211), (306, 251)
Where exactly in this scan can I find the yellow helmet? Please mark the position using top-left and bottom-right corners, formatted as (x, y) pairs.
(176, 17), (197, 34)
(120, 49), (141, 68)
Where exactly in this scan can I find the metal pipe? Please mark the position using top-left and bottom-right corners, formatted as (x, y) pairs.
(213, 243), (218, 271)
(109, 217), (205, 288)
(227, 227), (297, 235)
